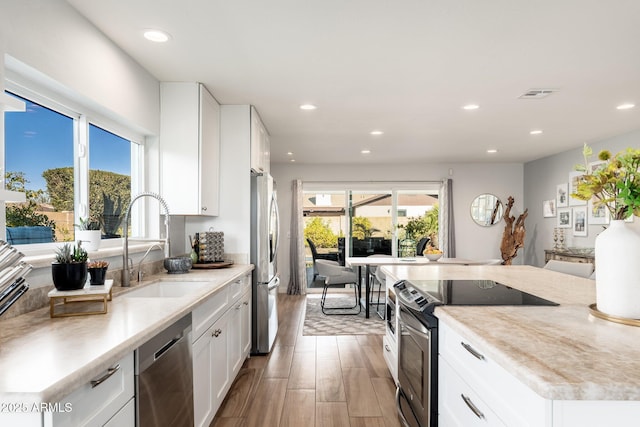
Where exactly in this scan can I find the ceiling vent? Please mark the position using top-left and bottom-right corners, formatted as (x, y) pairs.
(518, 89), (558, 99)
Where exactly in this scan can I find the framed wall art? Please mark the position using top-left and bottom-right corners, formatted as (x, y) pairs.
(588, 199), (609, 225)
(556, 183), (569, 208)
(557, 207), (572, 228)
(568, 171), (586, 206)
(573, 206), (587, 236)
(543, 199), (556, 218)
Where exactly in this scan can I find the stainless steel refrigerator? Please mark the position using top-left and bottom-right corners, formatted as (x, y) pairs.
(250, 173), (280, 354)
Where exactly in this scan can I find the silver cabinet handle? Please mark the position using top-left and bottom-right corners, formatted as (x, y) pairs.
(90, 364), (120, 388)
(461, 342), (485, 361)
(202, 206), (208, 211)
(235, 304), (241, 310)
(385, 344), (391, 352)
(212, 328), (222, 337)
(243, 301), (249, 306)
(461, 394), (485, 420)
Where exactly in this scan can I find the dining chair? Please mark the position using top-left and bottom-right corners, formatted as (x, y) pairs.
(307, 238), (339, 283)
(315, 259), (361, 315)
(543, 259), (594, 278)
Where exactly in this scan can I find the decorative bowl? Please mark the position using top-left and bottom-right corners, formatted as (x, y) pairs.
(163, 256), (192, 274)
(425, 253), (443, 262)
(566, 247), (595, 256)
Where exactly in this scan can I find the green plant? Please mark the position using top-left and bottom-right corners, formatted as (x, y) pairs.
(352, 217), (380, 240)
(100, 193), (125, 237)
(304, 217), (338, 248)
(54, 242), (88, 263)
(75, 217), (101, 231)
(572, 144), (640, 220)
(398, 205), (439, 242)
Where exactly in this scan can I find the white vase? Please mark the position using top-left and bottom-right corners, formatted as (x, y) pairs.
(595, 220), (640, 318)
(76, 230), (102, 252)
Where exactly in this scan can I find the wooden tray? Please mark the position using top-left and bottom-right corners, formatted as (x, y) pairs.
(192, 261), (234, 269)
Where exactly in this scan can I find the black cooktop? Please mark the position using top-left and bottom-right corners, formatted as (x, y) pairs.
(396, 279), (558, 312)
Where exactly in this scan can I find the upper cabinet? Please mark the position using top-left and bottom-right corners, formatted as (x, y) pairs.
(160, 82), (220, 215)
(250, 106), (270, 174)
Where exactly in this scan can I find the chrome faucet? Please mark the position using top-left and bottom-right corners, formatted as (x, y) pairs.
(137, 243), (163, 282)
(122, 192), (171, 287)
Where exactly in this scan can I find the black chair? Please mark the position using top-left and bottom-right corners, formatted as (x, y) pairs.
(307, 238), (339, 282)
(416, 237), (431, 256)
(315, 259), (361, 315)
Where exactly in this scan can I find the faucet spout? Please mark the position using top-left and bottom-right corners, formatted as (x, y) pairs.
(122, 192), (171, 287)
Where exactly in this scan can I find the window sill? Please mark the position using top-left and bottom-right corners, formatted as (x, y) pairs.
(21, 240), (166, 269)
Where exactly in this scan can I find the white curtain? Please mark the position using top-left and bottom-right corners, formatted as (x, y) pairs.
(440, 178), (456, 257)
(287, 179), (307, 295)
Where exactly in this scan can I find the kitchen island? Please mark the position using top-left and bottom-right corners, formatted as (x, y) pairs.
(0, 264), (253, 426)
(382, 264), (640, 426)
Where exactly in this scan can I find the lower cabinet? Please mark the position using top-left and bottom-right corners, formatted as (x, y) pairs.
(192, 274), (252, 427)
(46, 352), (135, 427)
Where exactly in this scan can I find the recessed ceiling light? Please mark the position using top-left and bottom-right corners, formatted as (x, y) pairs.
(143, 29), (171, 43)
(287, 152), (293, 156)
(300, 104), (317, 110)
(290, 159), (296, 162)
(361, 150), (371, 154)
(463, 104), (479, 110)
(487, 149), (498, 154)
(617, 103), (635, 110)
(530, 130), (543, 135)
(370, 130), (384, 136)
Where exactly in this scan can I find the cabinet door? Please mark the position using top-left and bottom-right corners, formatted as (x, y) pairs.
(250, 107), (270, 174)
(229, 299), (243, 376)
(240, 289), (252, 358)
(199, 85), (220, 215)
(192, 332), (214, 427)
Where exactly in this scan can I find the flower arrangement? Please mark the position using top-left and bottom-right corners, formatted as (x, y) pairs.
(571, 144), (640, 220)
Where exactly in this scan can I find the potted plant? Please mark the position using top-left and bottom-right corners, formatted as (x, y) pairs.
(52, 242), (89, 291)
(88, 260), (109, 286)
(75, 216), (102, 251)
(571, 144), (640, 318)
(100, 193), (125, 239)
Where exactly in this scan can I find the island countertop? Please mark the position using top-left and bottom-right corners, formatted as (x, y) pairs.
(0, 264), (253, 406)
(381, 264), (640, 401)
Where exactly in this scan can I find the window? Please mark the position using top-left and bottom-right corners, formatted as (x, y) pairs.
(3, 89), (140, 248)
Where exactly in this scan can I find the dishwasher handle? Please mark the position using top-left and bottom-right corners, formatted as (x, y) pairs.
(154, 336), (182, 361)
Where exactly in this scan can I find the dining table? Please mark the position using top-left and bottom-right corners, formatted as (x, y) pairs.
(345, 256), (483, 318)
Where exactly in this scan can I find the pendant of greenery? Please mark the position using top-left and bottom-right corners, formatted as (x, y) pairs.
(571, 144), (640, 220)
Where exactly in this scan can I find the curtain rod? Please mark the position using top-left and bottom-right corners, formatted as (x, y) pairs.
(302, 179), (446, 185)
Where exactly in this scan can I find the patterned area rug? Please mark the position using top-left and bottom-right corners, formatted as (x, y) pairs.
(303, 294), (385, 336)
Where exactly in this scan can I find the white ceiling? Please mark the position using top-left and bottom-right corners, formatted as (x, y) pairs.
(65, 0), (640, 165)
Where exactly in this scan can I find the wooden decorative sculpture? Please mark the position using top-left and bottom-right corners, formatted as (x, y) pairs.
(500, 196), (528, 265)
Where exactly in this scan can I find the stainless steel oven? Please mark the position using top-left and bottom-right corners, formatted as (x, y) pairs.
(395, 282), (438, 427)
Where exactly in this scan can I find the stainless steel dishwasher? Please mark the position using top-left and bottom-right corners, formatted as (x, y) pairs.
(135, 313), (194, 427)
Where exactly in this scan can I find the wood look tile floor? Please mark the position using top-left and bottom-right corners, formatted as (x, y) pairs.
(211, 294), (401, 427)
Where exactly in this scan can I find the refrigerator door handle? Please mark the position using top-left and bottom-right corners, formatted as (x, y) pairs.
(270, 193), (281, 263)
(268, 276), (280, 291)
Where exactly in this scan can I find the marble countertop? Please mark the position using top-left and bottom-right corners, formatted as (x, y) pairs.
(382, 264), (640, 401)
(0, 264), (253, 405)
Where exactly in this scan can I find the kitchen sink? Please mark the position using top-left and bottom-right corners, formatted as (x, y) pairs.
(123, 281), (211, 298)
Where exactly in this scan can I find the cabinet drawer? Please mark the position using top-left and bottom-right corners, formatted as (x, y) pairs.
(439, 321), (548, 427)
(228, 275), (250, 303)
(439, 356), (506, 427)
(192, 287), (229, 341)
(382, 334), (397, 384)
(47, 352), (134, 427)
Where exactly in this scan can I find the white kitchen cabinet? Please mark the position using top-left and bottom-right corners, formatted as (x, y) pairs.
(250, 106), (270, 174)
(382, 277), (398, 384)
(439, 320), (548, 427)
(45, 352), (135, 427)
(160, 82), (220, 215)
(192, 273), (252, 427)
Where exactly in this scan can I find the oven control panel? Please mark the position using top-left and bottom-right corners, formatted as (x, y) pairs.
(394, 280), (440, 313)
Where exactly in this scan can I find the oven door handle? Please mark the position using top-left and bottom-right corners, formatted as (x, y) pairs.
(403, 321), (431, 340)
(395, 387), (414, 427)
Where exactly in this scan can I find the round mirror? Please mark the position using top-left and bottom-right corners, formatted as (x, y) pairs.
(470, 194), (503, 226)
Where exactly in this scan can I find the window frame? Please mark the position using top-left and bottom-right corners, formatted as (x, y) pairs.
(3, 78), (144, 255)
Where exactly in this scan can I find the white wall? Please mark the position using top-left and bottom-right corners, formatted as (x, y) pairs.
(524, 129), (640, 266)
(271, 161), (524, 290)
(0, 0), (160, 135)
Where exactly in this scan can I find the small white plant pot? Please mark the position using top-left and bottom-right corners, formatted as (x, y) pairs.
(76, 230), (102, 252)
